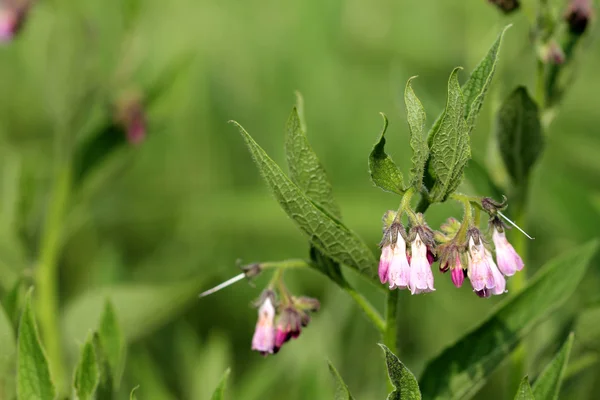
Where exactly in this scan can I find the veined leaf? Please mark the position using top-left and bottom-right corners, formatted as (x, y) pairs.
(419, 240), (598, 400)
(328, 361), (355, 400)
(514, 376), (535, 400)
(210, 368), (231, 400)
(379, 344), (421, 400)
(233, 121), (378, 279)
(532, 333), (574, 400)
(428, 68), (470, 202)
(0, 302), (16, 400)
(17, 291), (55, 400)
(97, 301), (124, 389)
(368, 113), (405, 195)
(73, 334), (99, 400)
(405, 77), (428, 190)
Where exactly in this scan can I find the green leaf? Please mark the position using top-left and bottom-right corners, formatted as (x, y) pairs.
(463, 157), (503, 200)
(97, 300), (124, 389)
(428, 68), (470, 202)
(496, 86), (544, 186)
(0, 302), (16, 400)
(285, 106), (341, 219)
(369, 113), (405, 195)
(514, 376), (535, 400)
(327, 360), (355, 400)
(419, 240), (598, 400)
(73, 334), (99, 400)
(405, 77), (428, 190)
(232, 121), (378, 278)
(210, 368), (231, 400)
(17, 291), (55, 400)
(378, 344), (421, 400)
(130, 386), (140, 400)
(532, 333), (574, 400)
(463, 25), (511, 133)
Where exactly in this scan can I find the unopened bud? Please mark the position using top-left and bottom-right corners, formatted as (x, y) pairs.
(565, 0), (593, 35)
(115, 91), (147, 145)
(541, 41), (566, 65)
(487, 0), (520, 14)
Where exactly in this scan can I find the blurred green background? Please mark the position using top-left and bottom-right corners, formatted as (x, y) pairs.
(0, 0), (599, 399)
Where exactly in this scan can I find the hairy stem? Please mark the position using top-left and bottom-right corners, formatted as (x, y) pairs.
(415, 195), (431, 214)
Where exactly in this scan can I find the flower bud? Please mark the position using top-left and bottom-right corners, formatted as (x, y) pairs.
(487, 0), (520, 14)
(451, 257), (465, 288)
(541, 41), (566, 65)
(274, 307), (303, 351)
(565, 0), (593, 35)
(116, 92), (147, 145)
(0, 2), (29, 43)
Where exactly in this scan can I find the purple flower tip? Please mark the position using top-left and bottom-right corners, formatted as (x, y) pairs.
(451, 267), (464, 288)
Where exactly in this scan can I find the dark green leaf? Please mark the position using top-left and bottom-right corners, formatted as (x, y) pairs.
(232, 121), (378, 279)
(93, 332), (114, 400)
(17, 291), (55, 400)
(97, 301), (124, 389)
(419, 240), (598, 400)
(464, 157), (503, 199)
(428, 68), (470, 202)
(210, 368), (231, 400)
(378, 344), (421, 400)
(514, 376), (535, 400)
(496, 86), (544, 186)
(73, 334), (99, 400)
(328, 361), (355, 400)
(285, 106), (341, 218)
(405, 77), (428, 190)
(0, 302), (16, 400)
(532, 333), (574, 400)
(368, 113), (405, 195)
(2, 277), (24, 332)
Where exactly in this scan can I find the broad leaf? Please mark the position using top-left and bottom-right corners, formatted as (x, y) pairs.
(98, 300), (125, 389)
(73, 334), (99, 400)
(233, 121), (378, 278)
(210, 368), (231, 400)
(369, 114), (405, 195)
(514, 376), (535, 400)
(17, 291), (55, 400)
(0, 303), (16, 400)
(328, 361), (355, 400)
(379, 344), (421, 400)
(419, 240), (598, 400)
(428, 68), (470, 202)
(532, 333), (574, 400)
(405, 77), (428, 190)
(496, 86), (544, 186)
(285, 106), (341, 218)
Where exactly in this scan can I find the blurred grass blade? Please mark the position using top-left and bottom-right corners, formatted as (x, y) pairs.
(2, 277), (24, 332)
(145, 53), (195, 108)
(0, 301), (16, 400)
(98, 300), (125, 390)
(73, 334), (99, 400)
(368, 113), (405, 195)
(379, 344), (421, 400)
(514, 376), (534, 400)
(17, 290), (55, 400)
(419, 240), (598, 400)
(210, 368), (231, 400)
(130, 386), (140, 400)
(532, 333), (574, 400)
(327, 360), (355, 400)
(405, 78), (428, 191)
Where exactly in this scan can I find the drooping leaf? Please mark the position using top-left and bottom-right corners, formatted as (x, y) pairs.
(210, 368), (231, 400)
(419, 240), (598, 400)
(514, 376), (535, 400)
(17, 291), (55, 400)
(0, 302), (16, 400)
(532, 333), (574, 400)
(368, 113), (405, 195)
(73, 334), (99, 400)
(428, 68), (470, 202)
(496, 86), (544, 187)
(97, 300), (124, 389)
(405, 77), (428, 190)
(285, 106), (341, 218)
(327, 360), (355, 400)
(232, 121), (378, 279)
(378, 344), (421, 400)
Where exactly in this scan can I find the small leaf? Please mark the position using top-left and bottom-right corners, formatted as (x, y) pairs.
(428, 68), (470, 202)
(514, 376), (535, 400)
(233, 121), (378, 279)
(327, 361), (355, 400)
(285, 106), (341, 219)
(210, 368), (231, 400)
(405, 77), (428, 190)
(496, 86), (544, 186)
(97, 300), (124, 389)
(532, 333), (574, 400)
(17, 290), (55, 400)
(93, 332), (114, 399)
(378, 344), (421, 400)
(73, 334), (99, 400)
(130, 386), (140, 400)
(419, 240), (598, 400)
(0, 302), (16, 400)
(368, 113), (405, 195)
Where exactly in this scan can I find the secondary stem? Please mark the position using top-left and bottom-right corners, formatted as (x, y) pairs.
(384, 290), (399, 355)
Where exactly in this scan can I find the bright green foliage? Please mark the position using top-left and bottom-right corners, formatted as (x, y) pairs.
(428, 68), (470, 202)
(419, 240), (598, 400)
(327, 361), (355, 400)
(97, 300), (125, 389)
(73, 334), (99, 400)
(514, 376), (535, 400)
(532, 334), (574, 400)
(369, 113), (405, 195)
(496, 86), (544, 186)
(0, 303), (16, 399)
(379, 344), (421, 400)
(16, 292), (55, 400)
(405, 77), (428, 190)
(210, 368), (231, 400)
(130, 386), (140, 400)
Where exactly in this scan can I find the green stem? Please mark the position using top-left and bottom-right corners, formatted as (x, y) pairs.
(415, 195), (431, 214)
(383, 290), (399, 355)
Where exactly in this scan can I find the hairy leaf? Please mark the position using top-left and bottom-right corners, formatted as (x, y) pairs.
(328, 361), (355, 400)
(428, 68), (470, 202)
(514, 376), (535, 400)
(532, 333), (574, 400)
(379, 344), (421, 400)
(233, 121), (378, 278)
(73, 334), (99, 400)
(0, 302), (16, 399)
(419, 240), (598, 400)
(369, 114), (405, 195)
(210, 368), (231, 400)
(97, 301), (124, 389)
(17, 291), (55, 400)
(405, 77), (428, 190)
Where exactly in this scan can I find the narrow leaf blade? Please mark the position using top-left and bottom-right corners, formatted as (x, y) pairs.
(210, 368), (231, 400)
(97, 300), (124, 389)
(378, 344), (421, 400)
(73, 334), (99, 400)
(368, 113), (405, 195)
(532, 333), (574, 400)
(514, 376), (535, 400)
(405, 77), (428, 190)
(328, 361), (356, 400)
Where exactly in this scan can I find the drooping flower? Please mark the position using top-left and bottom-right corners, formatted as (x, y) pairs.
(466, 232), (495, 294)
(492, 228), (524, 276)
(487, 250), (506, 295)
(388, 237), (411, 290)
(251, 291), (276, 355)
(274, 307), (303, 351)
(451, 256), (465, 288)
(0, 2), (29, 43)
(565, 0), (593, 35)
(378, 242), (393, 284)
(409, 233), (435, 294)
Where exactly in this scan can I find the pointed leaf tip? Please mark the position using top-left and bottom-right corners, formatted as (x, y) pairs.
(369, 114), (405, 195)
(328, 361), (355, 400)
(378, 344), (421, 400)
